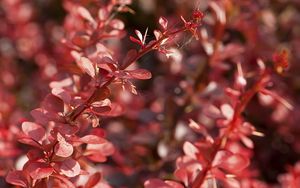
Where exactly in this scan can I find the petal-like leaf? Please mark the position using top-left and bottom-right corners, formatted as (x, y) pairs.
(80, 135), (106, 144)
(21, 122), (45, 142)
(5, 170), (27, 187)
(79, 57), (96, 78)
(85, 172), (102, 188)
(25, 162), (54, 180)
(159, 17), (168, 30)
(55, 133), (74, 158)
(59, 158), (81, 177)
(127, 69), (152, 80)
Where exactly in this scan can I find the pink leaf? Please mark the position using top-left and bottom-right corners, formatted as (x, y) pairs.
(77, 6), (96, 24)
(25, 162), (54, 180)
(183, 141), (199, 159)
(159, 17), (168, 30)
(109, 19), (125, 30)
(52, 88), (71, 104)
(80, 135), (107, 144)
(154, 30), (162, 40)
(144, 179), (184, 188)
(212, 150), (231, 167)
(59, 158), (81, 177)
(127, 69), (152, 80)
(21, 122), (45, 142)
(135, 30), (143, 42)
(55, 133), (74, 158)
(220, 104), (234, 120)
(5, 170), (27, 187)
(79, 57), (96, 78)
(100, 103), (124, 117)
(220, 153), (249, 172)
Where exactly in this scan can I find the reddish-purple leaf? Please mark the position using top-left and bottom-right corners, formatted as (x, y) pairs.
(27, 149), (44, 161)
(55, 133), (74, 158)
(93, 86), (111, 101)
(21, 122), (45, 142)
(5, 170), (27, 187)
(123, 49), (137, 67)
(52, 174), (76, 188)
(85, 172), (102, 188)
(25, 162), (54, 180)
(59, 158), (81, 177)
(18, 137), (43, 149)
(78, 57), (96, 78)
(54, 123), (79, 135)
(127, 69), (152, 80)
(42, 94), (64, 113)
(129, 36), (143, 46)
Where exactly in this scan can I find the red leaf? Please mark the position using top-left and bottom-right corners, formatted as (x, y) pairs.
(85, 172), (102, 188)
(100, 103), (124, 117)
(59, 158), (81, 177)
(127, 69), (152, 80)
(93, 86), (111, 101)
(87, 142), (115, 156)
(90, 99), (112, 115)
(71, 34), (90, 48)
(18, 137), (43, 149)
(144, 179), (184, 188)
(123, 49), (137, 67)
(159, 17), (168, 30)
(27, 149), (44, 161)
(85, 142), (115, 162)
(52, 174), (76, 188)
(78, 57), (96, 78)
(54, 123), (79, 135)
(52, 88), (71, 104)
(21, 122), (45, 142)
(5, 170), (27, 187)
(25, 162), (54, 180)
(80, 135), (107, 144)
(129, 36), (143, 46)
(55, 133), (74, 158)
(42, 94), (64, 113)
(219, 153), (249, 172)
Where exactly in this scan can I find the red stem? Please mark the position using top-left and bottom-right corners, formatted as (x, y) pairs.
(67, 27), (187, 122)
(191, 71), (269, 188)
